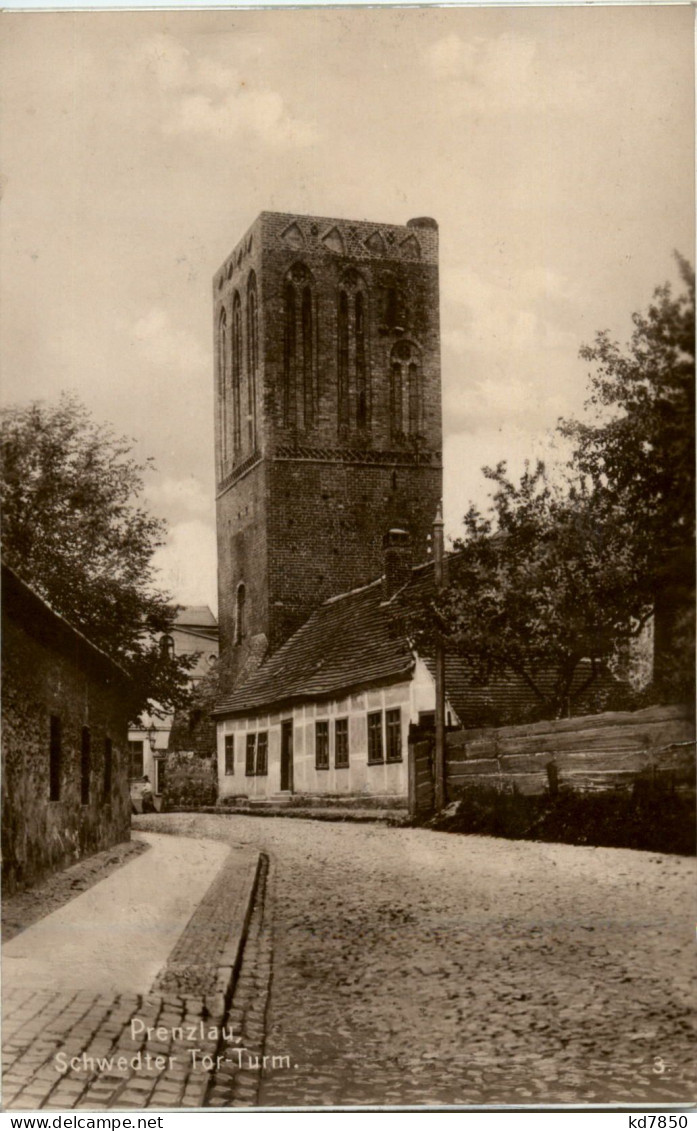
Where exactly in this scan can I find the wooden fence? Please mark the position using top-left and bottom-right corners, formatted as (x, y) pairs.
(444, 704), (694, 799)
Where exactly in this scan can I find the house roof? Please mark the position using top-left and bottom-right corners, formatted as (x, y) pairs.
(214, 554), (624, 724)
(174, 605), (218, 629)
(1, 562), (133, 687)
(214, 576), (416, 716)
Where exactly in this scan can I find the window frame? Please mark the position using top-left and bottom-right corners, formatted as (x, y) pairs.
(385, 708), (403, 763)
(103, 736), (113, 801)
(245, 732), (256, 776)
(334, 717), (349, 769)
(315, 719), (330, 770)
(367, 711), (384, 765)
(49, 715), (62, 801)
(256, 731), (268, 776)
(80, 726), (91, 806)
(224, 733), (235, 775)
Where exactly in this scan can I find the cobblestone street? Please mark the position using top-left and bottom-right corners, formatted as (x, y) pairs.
(136, 813), (697, 1107)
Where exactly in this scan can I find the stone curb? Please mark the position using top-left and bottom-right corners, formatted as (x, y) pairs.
(165, 805), (408, 824)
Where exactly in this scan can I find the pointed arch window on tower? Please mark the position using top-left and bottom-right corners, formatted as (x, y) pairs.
(235, 582), (246, 644)
(218, 308), (229, 474)
(355, 291), (368, 428)
(232, 293), (243, 459)
(337, 290), (349, 436)
(301, 286), (314, 430)
(283, 282), (296, 428)
(390, 341), (422, 441)
(282, 263), (315, 432)
(247, 274), (258, 451)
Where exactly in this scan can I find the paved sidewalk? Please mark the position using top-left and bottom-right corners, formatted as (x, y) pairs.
(3, 834), (230, 995)
(2, 833), (262, 1110)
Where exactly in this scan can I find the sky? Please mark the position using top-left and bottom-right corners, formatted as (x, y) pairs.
(1, 5), (694, 613)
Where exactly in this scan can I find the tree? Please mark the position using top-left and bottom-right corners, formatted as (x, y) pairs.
(1, 393), (195, 716)
(420, 258), (695, 717)
(560, 255), (695, 699)
(413, 461), (650, 719)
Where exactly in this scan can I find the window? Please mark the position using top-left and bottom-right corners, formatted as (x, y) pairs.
(129, 740), (144, 779)
(367, 711), (383, 764)
(247, 273), (258, 449)
(235, 582), (246, 644)
(335, 718), (349, 768)
(232, 292), (242, 457)
(283, 282), (296, 427)
(302, 287), (314, 429)
(155, 756), (166, 796)
(390, 341), (421, 440)
(315, 720), (329, 769)
(337, 290), (349, 435)
(355, 291), (368, 428)
(49, 715), (61, 801)
(81, 727), (91, 805)
(386, 709), (402, 762)
(160, 634), (174, 660)
(225, 734), (235, 775)
(218, 307), (229, 472)
(103, 737), (113, 800)
(245, 733), (256, 776)
(256, 731), (268, 776)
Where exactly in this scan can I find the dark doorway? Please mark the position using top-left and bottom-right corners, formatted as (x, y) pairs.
(280, 719), (294, 792)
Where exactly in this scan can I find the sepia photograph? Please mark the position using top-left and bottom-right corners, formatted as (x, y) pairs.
(0, 3), (695, 1117)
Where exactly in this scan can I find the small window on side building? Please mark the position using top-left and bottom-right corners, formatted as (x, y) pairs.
(367, 711), (383, 764)
(103, 737), (112, 800)
(256, 732), (268, 776)
(315, 720), (329, 769)
(49, 715), (61, 801)
(81, 727), (91, 805)
(335, 718), (349, 768)
(245, 733), (256, 776)
(386, 709), (402, 762)
(225, 734), (235, 775)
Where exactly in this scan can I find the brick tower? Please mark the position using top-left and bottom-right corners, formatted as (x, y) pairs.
(214, 211), (442, 683)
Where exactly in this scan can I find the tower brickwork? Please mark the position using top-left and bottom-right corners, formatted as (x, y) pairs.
(214, 211), (443, 683)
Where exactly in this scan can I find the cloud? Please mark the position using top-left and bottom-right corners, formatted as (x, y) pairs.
(152, 519), (217, 611)
(131, 307), (208, 374)
(146, 474), (213, 520)
(424, 31), (589, 114)
(140, 34), (317, 147)
(440, 264), (582, 435)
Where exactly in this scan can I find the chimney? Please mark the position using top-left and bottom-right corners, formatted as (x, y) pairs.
(382, 529), (412, 600)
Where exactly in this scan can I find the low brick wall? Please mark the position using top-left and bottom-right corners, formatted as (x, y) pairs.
(445, 704), (695, 798)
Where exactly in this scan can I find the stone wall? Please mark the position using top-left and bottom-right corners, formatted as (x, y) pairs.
(2, 569), (132, 894)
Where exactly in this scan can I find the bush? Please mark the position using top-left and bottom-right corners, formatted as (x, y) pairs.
(161, 752), (217, 810)
(431, 780), (695, 855)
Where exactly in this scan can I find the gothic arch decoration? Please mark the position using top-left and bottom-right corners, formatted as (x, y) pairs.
(281, 221), (305, 250)
(321, 226), (345, 255)
(282, 262), (316, 430)
(218, 306), (230, 474)
(389, 340), (422, 440)
(231, 292), (243, 458)
(247, 272), (259, 451)
(399, 233), (421, 259)
(336, 267), (370, 434)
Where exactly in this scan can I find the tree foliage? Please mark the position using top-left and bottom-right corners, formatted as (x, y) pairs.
(421, 257), (694, 717)
(422, 462), (649, 719)
(561, 255), (695, 699)
(1, 394), (195, 716)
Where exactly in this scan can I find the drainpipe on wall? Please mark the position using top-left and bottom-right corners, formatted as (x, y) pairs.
(433, 501), (446, 812)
